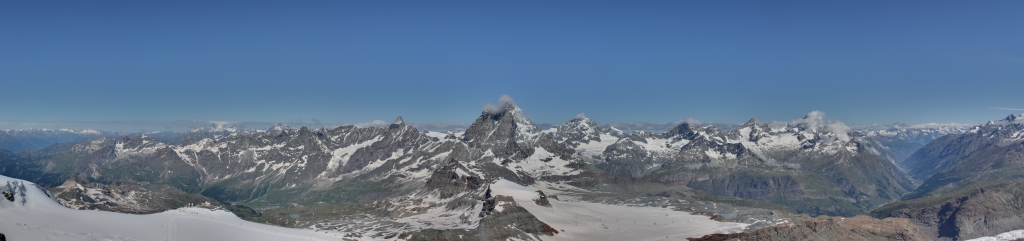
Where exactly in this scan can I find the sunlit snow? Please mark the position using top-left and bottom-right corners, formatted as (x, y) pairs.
(0, 175), (346, 241)
(489, 179), (748, 241)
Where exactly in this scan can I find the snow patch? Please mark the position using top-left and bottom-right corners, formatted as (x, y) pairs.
(967, 229), (1024, 241)
(319, 136), (383, 178)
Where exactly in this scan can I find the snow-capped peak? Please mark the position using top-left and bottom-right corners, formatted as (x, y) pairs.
(393, 116), (405, 125)
(552, 113), (602, 145)
(466, 96), (536, 138)
(267, 123), (291, 133)
(981, 113), (1024, 127)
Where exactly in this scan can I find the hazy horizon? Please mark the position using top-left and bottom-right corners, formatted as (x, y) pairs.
(4, 1), (1023, 131)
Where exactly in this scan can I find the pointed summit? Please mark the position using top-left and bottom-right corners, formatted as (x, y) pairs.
(565, 113), (597, 127)
(1005, 114), (1020, 122)
(393, 116), (405, 125)
(663, 121), (703, 139)
(742, 118), (758, 126)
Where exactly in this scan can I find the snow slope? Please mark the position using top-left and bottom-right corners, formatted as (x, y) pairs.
(0, 175), (349, 241)
(966, 229), (1024, 241)
(490, 179), (748, 241)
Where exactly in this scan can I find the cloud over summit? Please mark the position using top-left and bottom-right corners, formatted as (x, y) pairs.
(482, 95), (517, 114)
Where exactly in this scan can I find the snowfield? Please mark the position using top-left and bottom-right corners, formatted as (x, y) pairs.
(967, 229), (1024, 241)
(490, 179), (748, 241)
(0, 175), (348, 241)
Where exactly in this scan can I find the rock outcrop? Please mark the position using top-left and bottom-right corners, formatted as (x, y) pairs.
(423, 159), (483, 199)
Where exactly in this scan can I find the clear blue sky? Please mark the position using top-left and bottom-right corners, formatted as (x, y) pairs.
(2, 1), (1023, 131)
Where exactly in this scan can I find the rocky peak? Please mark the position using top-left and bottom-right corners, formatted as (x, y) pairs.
(424, 159), (483, 199)
(553, 113), (601, 146)
(741, 118), (758, 127)
(661, 122), (714, 140)
(387, 116), (411, 133)
(567, 113), (596, 126)
(464, 107), (539, 142)
(1004, 114), (1020, 122)
(727, 118), (772, 142)
(999, 113), (1024, 127)
(462, 95), (550, 159)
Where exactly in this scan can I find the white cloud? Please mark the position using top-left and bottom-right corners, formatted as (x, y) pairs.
(991, 107), (1024, 111)
(765, 121), (790, 131)
(573, 112), (587, 119)
(680, 117), (701, 125)
(482, 94), (516, 114)
(789, 111), (851, 142)
(207, 120), (237, 127)
(789, 111), (826, 131)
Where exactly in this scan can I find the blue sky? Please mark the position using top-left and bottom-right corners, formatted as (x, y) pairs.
(2, 1), (1023, 131)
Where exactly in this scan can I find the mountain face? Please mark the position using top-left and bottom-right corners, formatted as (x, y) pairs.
(462, 102), (573, 161)
(872, 180), (1024, 241)
(901, 114), (1024, 199)
(553, 112), (917, 215)
(0, 100), (947, 238)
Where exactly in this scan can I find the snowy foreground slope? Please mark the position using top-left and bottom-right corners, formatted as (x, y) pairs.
(1, 174), (748, 241)
(967, 229), (1024, 241)
(0, 175), (342, 241)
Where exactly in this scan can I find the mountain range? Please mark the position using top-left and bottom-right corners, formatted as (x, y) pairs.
(3, 97), (1021, 240)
